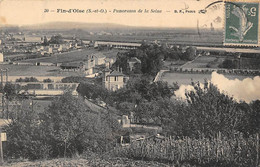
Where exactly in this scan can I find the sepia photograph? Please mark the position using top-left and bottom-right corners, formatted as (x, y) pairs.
(0, 0), (260, 166)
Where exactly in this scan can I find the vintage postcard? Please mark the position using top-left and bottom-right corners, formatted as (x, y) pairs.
(0, 0), (260, 166)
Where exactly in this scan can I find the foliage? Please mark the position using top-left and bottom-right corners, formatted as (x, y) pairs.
(77, 82), (109, 101)
(61, 76), (94, 83)
(48, 34), (64, 44)
(43, 78), (52, 83)
(1, 82), (17, 100)
(111, 76), (175, 104)
(42, 36), (48, 46)
(16, 77), (39, 82)
(5, 92), (120, 160)
(114, 133), (258, 167)
(113, 44), (197, 76)
(113, 44), (164, 76)
(183, 46), (196, 61)
(184, 82), (241, 137)
(40, 93), (111, 157)
(5, 109), (50, 160)
(248, 100), (260, 135)
(159, 82), (250, 138)
(219, 59), (237, 69)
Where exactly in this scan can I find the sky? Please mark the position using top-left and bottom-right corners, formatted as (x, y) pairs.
(0, 0), (224, 28)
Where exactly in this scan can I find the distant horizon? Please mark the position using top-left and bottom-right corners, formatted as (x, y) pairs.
(0, 0), (223, 29)
(0, 21), (224, 31)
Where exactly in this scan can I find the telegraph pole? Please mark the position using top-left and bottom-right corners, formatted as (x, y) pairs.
(0, 128), (3, 165)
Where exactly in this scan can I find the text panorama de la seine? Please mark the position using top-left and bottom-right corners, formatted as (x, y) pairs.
(44, 8), (206, 14)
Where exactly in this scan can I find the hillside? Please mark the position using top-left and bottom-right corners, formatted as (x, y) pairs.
(20, 22), (131, 31)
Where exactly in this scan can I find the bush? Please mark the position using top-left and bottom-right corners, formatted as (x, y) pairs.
(16, 77), (39, 82)
(5, 109), (50, 160)
(77, 82), (109, 101)
(61, 76), (90, 83)
(43, 78), (52, 83)
(219, 59), (237, 69)
(5, 92), (121, 160)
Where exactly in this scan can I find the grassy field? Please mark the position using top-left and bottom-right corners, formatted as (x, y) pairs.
(0, 64), (87, 77)
(163, 60), (187, 69)
(0, 64), (60, 76)
(161, 72), (255, 85)
(161, 55), (256, 85)
(181, 56), (224, 69)
(64, 29), (223, 46)
(19, 48), (125, 64)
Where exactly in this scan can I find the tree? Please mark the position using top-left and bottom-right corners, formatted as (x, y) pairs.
(5, 108), (50, 160)
(3, 82), (17, 100)
(61, 76), (90, 83)
(40, 92), (115, 157)
(175, 82), (244, 138)
(43, 78), (52, 83)
(117, 102), (136, 115)
(49, 34), (64, 44)
(16, 77), (39, 82)
(134, 101), (160, 124)
(248, 100), (260, 135)
(43, 36), (48, 46)
(112, 44), (165, 76)
(183, 46), (196, 61)
(77, 82), (109, 101)
(219, 59), (237, 69)
(5, 92), (121, 160)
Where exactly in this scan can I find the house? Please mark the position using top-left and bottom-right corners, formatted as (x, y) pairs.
(102, 68), (128, 91)
(105, 58), (114, 68)
(92, 52), (106, 65)
(60, 59), (94, 75)
(127, 57), (141, 71)
(60, 62), (85, 71)
(40, 46), (53, 55)
(84, 55), (95, 69)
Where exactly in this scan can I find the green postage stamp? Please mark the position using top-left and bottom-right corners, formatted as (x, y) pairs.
(224, 1), (259, 46)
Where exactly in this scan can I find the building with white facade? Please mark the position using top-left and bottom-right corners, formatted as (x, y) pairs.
(102, 68), (129, 91)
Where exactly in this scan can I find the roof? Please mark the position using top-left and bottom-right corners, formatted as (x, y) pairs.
(107, 70), (124, 76)
(0, 119), (11, 127)
(103, 68), (111, 72)
(92, 52), (106, 59)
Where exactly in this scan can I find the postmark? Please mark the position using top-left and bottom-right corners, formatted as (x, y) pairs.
(224, 0), (259, 46)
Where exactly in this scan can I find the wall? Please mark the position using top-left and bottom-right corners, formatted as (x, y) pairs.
(106, 75), (124, 91)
